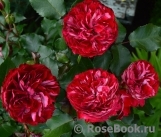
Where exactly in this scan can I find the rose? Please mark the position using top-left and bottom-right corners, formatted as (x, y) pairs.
(121, 60), (159, 99)
(67, 69), (121, 123)
(118, 89), (145, 118)
(1, 64), (60, 125)
(62, 0), (118, 57)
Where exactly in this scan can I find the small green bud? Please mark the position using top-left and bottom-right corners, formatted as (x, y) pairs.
(26, 60), (36, 65)
(5, 14), (15, 24)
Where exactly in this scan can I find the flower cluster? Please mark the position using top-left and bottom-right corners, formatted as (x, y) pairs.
(0, 0), (160, 126)
(67, 60), (159, 122)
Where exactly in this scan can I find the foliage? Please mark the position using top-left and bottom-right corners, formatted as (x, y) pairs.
(0, 0), (160, 137)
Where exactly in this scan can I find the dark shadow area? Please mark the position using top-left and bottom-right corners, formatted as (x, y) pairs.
(123, 0), (156, 52)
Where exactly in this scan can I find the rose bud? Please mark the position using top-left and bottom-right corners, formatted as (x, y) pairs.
(121, 60), (160, 99)
(62, 0), (118, 57)
(0, 0), (4, 10)
(67, 69), (121, 123)
(1, 64), (60, 125)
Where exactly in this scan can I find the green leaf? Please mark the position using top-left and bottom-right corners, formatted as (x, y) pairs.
(121, 113), (134, 125)
(74, 120), (99, 137)
(10, 0), (30, 15)
(149, 51), (161, 81)
(129, 24), (161, 51)
(20, 33), (44, 52)
(135, 48), (148, 60)
(110, 45), (131, 76)
(2, 43), (9, 59)
(0, 58), (15, 86)
(3, 0), (10, 14)
(38, 45), (53, 59)
(0, 57), (4, 65)
(0, 123), (16, 137)
(11, 54), (26, 67)
(60, 132), (72, 137)
(116, 20), (127, 43)
(12, 12), (26, 23)
(59, 57), (93, 89)
(41, 57), (58, 77)
(124, 125), (148, 137)
(55, 38), (67, 50)
(29, 0), (66, 19)
(65, 0), (82, 11)
(93, 50), (112, 70)
(43, 114), (74, 137)
(106, 120), (128, 127)
(41, 18), (62, 44)
(0, 31), (5, 43)
(56, 52), (69, 63)
(41, 18), (57, 34)
(149, 88), (161, 110)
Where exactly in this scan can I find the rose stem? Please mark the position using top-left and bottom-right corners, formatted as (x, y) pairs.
(23, 124), (30, 137)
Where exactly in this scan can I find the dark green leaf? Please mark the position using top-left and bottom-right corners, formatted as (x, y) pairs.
(41, 18), (57, 34)
(129, 24), (161, 51)
(121, 114), (134, 125)
(11, 54), (26, 67)
(116, 20), (127, 43)
(74, 120), (98, 137)
(0, 58), (15, 86)
(106, 120), (128, 127)
(44, 114), (74, 137)
(65, 0), (82, 11)
(29, 0), (66, 19)
(2, 43), (9, 59)
(55, 38), (67, 50)
(124, 125), (148, 137)
(41, 57), (58, 77)
(0, 31), (5, 43)
(3, 0), (10, 14)
(149, 88), (161, 110)
(20, 33), (44, 52)
(59, 57), (93, 89)
(110, 45), (131, 76)
(13, 12), (26, 23)
(60, 132), (72, 137)
(38, 45), (53, 59)
(0, 57), (4, 65)
(93, 50), (112, 70)
(10, 0), (30, 15)
(0, 123), (16, 137)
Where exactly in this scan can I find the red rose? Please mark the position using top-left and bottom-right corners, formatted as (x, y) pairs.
(121, 60), (159, 99)
(118, 89), (145, 118)
(67, 69), (121, 123)
(62, 0), (118, 57)
(1, 64), (60, 125)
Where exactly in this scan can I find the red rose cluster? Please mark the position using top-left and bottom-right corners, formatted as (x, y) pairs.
(1, 64), (60, 125)
(0, 61), (159, 124)
(0, 0), (160, 126)
(67, 60), (159, 122)
(62, 0), (118, 57)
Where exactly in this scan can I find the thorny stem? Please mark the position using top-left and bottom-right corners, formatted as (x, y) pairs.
(23, 124), (30, 137)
